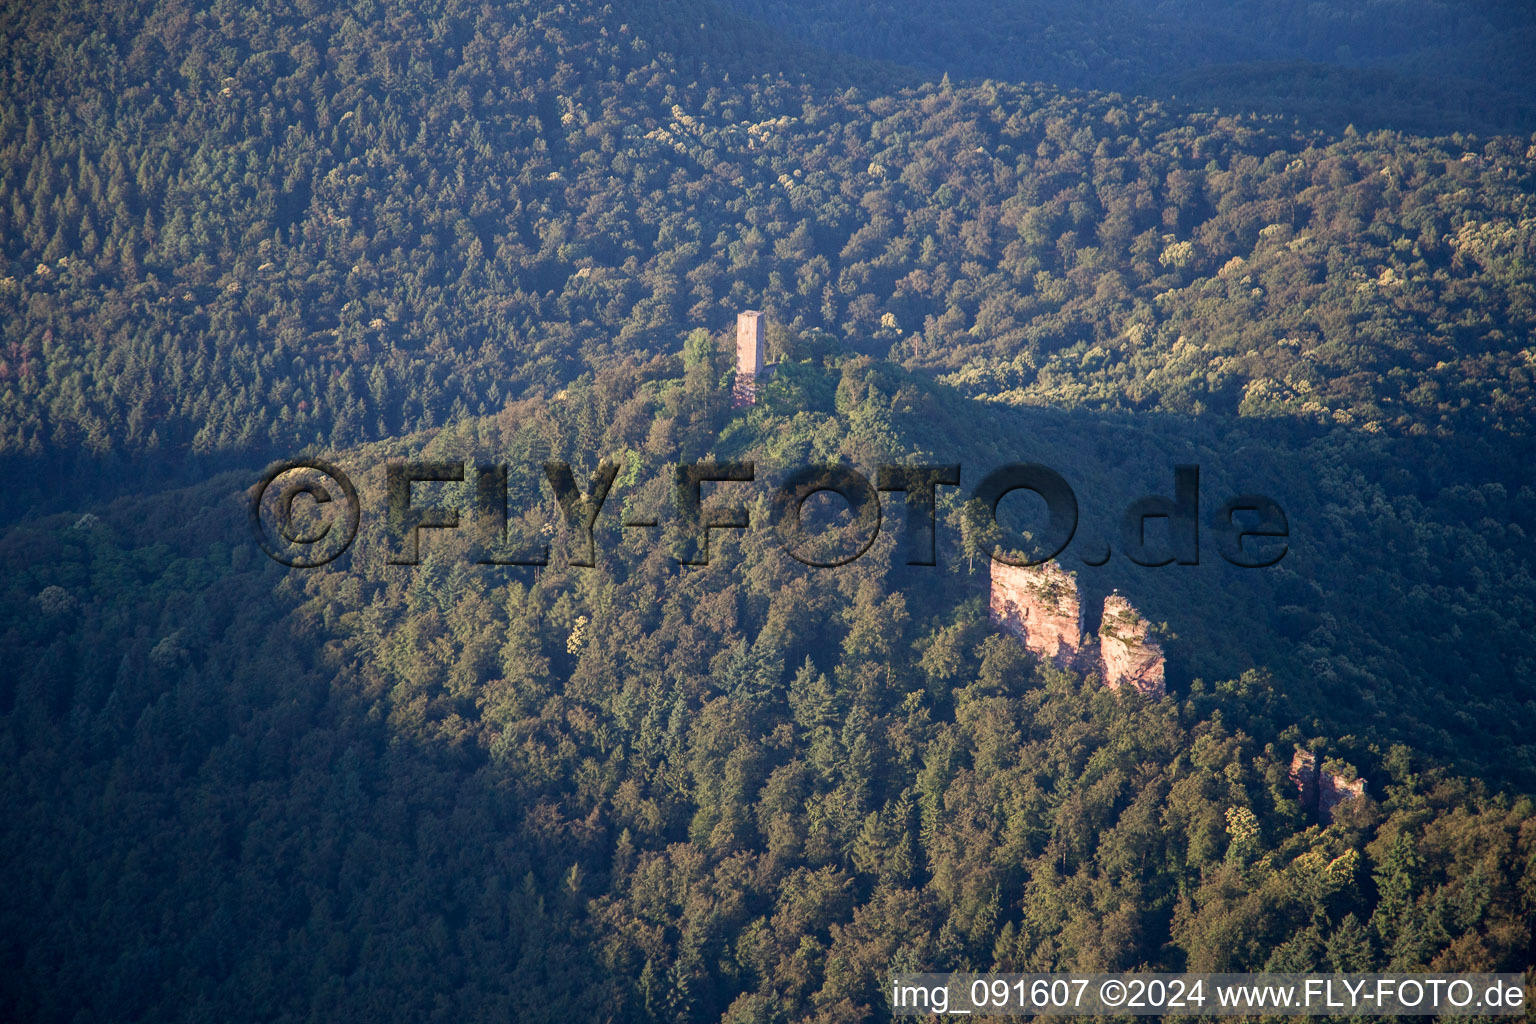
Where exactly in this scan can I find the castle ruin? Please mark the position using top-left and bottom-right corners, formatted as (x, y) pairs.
(1098, 593), (1168, 696)
(733, 310), (766, 407)
(988, 561), (1166, 696)
(989, 560), (1088, 666)
(1288, 748), (1367, 823)
(988, 563), (1369, 820)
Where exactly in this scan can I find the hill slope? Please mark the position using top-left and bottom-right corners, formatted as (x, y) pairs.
(3, 359), (1534, 1020)
(1, 0), (1534, 479)
(3, 0), (1535, 1019)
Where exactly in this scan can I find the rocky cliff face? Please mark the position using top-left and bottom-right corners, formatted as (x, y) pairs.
(1289, 748), (1367, 823)
(1098, 594), (1167, 696)
(989, 567), (1368, 819)
(989, 561), (1086, 664)
(988, 564), (1165, 695)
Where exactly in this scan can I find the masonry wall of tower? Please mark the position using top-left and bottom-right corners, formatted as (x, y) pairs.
(733, 310), (766, 407)
(736, 311), (764, 377)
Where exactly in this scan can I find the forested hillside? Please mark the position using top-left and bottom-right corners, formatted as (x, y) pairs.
(722, 0), (1536, 135)
(2, 0), (1534, 473)
(4, 353), (1534, 1021)
(2, 0), (1534, 1020)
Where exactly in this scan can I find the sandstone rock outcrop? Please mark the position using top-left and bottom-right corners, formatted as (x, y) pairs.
(989, 561), (1086, 664)
(989, 566), (1369, 813)
(1289, 748), (1367, 823)
(988, 564), (1165, 696)
(1098, 593), (1166, 696)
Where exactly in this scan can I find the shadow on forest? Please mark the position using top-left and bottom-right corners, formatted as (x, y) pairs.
(3, 374), (1535, 788)
(3, 377), (1535, 1017)
(0, 472), (617, 1021)
(712, 0), (1536, 137)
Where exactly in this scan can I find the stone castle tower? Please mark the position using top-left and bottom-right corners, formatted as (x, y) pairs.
(733, 310), (766, 407)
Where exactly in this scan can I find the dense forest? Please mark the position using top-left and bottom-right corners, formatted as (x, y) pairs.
(5, 357), (1535, 1021)
(2, 0), (1534, 1020)
(1, 0), (1534, 471)
(723, 0), (1536, 136)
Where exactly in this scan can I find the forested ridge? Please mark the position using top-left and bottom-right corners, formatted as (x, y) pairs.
(721, 0), (1536, 136)
(4, 355), (1535, 1021)
(1, 0), (1534, 466)
(2, 0), (1535, 1020)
